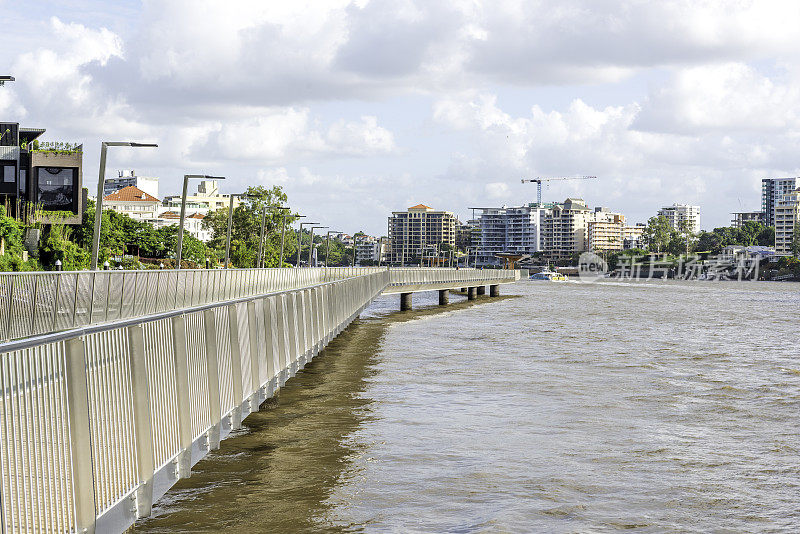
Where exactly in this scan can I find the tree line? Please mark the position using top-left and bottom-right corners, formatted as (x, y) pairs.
(0, 185), (357, 271)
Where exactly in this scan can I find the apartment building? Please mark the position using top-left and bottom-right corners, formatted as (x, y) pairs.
(762, 177), (796, 228)
(623, 224), (646, 250)
(388, 204), (457, 264)
(587, 208), (626, 252)
(540, 198), (593, 261)
(731, 211), (764, 228)
(774, 188), (799, 256)
(162, 179), (240, 215)
(105, 170), (159, 199)
(0, 122), (84, 224)
(474, 205), (546, 266)
(355, 236), (387, 265)
(456, 220), (478, 252)
(657, 204), (700, 233)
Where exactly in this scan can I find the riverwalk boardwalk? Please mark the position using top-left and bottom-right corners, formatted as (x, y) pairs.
(0, 266), (521, 533)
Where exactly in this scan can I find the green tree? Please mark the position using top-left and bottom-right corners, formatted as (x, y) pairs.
(202, 185), (297, 267)
(641, 216), (674, 254)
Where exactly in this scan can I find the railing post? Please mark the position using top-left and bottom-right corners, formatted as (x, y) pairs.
(203, 309), (222, 450)
(275, 294), (290, 385)
(64, 336), (97, 534)
(171, 314), (192, 479)
(227, 304), (244, 429)
(285, 292), (299, 376)
(246, 301), (262, 411)
(263, 297), (279, 393)
(127, 324), (154, 518)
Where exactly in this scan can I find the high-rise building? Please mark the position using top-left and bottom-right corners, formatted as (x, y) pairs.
(774, 188), (800, 256)
(540, 198), (593, 260)
(105, 170), (159, 199)
(657, 204), (701, 233)
(587, 207), (626, 252)
(474, 205), (546, 265)
(388, 204), (457, 264)
(762, 177), (797, 228)
(731, 211), (764, 228)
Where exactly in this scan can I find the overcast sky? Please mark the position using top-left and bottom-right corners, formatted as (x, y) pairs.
(3, 0), (800, 234)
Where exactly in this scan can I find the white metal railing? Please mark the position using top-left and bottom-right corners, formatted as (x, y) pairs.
(0, 267), (383, 342)
(0, 267), (520, 342)
(0, 267), (522, 533)
(384, 267), (520, 292)
(0, 270), (389, 533)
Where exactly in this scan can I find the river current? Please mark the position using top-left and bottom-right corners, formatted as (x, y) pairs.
(134, 280), (800, 533)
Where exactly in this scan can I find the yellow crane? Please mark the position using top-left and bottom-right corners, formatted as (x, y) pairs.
(521, 175), (597, 205)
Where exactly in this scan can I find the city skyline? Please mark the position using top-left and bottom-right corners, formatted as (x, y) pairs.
(3, 1), (800, 234)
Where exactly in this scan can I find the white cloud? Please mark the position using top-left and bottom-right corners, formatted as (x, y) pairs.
(5, 1), (800, 233)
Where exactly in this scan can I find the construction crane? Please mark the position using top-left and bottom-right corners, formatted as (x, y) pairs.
(521, 176), (597, 205)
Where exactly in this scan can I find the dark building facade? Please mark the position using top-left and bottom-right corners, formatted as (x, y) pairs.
(0, 122), (84, 224)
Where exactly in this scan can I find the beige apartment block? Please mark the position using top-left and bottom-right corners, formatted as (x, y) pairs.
(588, 208), (626, 252)
(388, 204), (457, 264)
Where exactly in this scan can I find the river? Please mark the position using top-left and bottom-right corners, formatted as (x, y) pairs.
(134, 279), (800, 533)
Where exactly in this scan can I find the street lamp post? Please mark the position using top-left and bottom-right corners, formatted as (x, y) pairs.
(309, 226), (328, 267)
(283, 213), (303, 267)
(296, 221), (318, 267)
(325, 230), (341, 267)
(257, 204), (268, 268)
(224, 193), (251, 269)
(176, 174), (224, 269)
(90, 141), (158, 270)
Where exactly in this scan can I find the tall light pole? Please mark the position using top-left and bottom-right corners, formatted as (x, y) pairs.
(224, 193), (253, 269)
(325, 230), (341, 267)
(177, 174), (224, 269)
(296, 221), (318, 267)
(90, 141), (158, 270)
(309, 226), (327, 267)
(282, 212), (303, 267)
(257, 203), (268, 268)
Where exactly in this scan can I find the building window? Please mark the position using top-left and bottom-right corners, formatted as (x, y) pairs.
(37, 167), (77, 211)
(2, 163), (14, 183)
(19, 169), (26, 194)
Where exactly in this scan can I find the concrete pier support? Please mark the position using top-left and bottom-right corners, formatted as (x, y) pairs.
(400, 292), (412, 311)
(438, 289), (449, 305)
(477, 285), (486, 295)
(490, 284), (500, 297)
(467, 287), (477, 300)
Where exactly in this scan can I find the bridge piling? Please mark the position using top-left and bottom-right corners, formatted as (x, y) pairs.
(400, 292), (412, 310)
(467, 287), (477, 300)
(438, 289), (449, 305)
(490, 284), (500, 297)
(477, 285), (486, 295)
